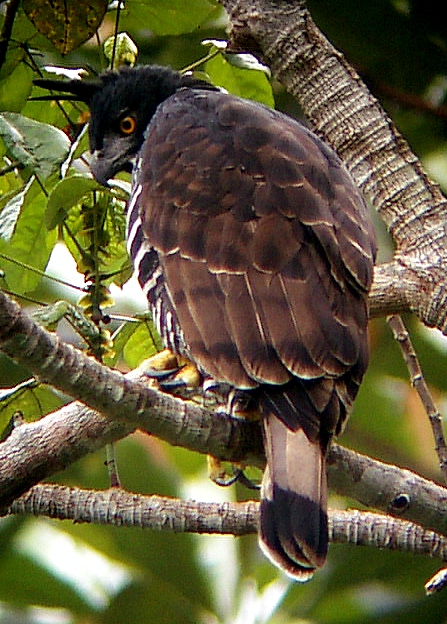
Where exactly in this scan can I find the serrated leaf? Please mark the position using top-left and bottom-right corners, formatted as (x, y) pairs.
(0, 113), (70, 180)
(22, 0), (108, 55)
(205, 52), (275, 107)
(46, 174), (103, 229)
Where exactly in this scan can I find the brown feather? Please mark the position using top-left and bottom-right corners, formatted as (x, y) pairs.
(134, 87), (377, 579)
(260, 411), (328, 578)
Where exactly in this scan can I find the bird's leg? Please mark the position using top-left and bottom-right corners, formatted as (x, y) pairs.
(142, 355), (260, 489)
(208, 388), (261, 490)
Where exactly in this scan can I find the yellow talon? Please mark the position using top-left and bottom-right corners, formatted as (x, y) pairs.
(175, 358), (201, 388)
(141, 348), (179, 373)
(140, 349), (202, 391)
(207, 455), (242, 486)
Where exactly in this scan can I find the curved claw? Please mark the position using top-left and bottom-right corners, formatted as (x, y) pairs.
(213, 468), (243, 487)
(159, 361), (201, 391)
(236, 470), (261, 491)
(208, 455), (260, 489)
(159, 375), (188, 390)
(140, 350), (201, 390)
(144, 367), (180, 380)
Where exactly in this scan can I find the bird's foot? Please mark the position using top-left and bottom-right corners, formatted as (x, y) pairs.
(142, 353), (260, 489)
(207, 388), (261, 490)
(141, 349), (201, 395)
(141, 348), (180, 379)
(227, 389), (261, 422)
(208, 456), (261, 490)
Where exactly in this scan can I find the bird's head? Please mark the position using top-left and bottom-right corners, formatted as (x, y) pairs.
(34, 65), (213, 184)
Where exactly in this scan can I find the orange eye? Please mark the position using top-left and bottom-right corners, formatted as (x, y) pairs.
(119, 115), (137, 135)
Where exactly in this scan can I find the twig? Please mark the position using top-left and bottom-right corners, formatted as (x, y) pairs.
(425, 567), (447, 595)
(0, 0), (20, 70)
(387, 314), (447, 483)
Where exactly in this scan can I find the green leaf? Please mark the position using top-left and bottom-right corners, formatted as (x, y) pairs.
(0, 383), (63, 439)
(205, 51), (275, 107)
(46, 174), (103, 229)
(0, 177), (35, 242)
(0, 179), (57, 294)
(120, 0), (216, 36)
(0, 45), (26, 83)
(0, 62), (33, 112)
(0, 112), (70, 180)
(105, 320), (141, 367)
(22, 0), (108, 55)
(0, 548), (92, 613)
(123, 319), (162, 369)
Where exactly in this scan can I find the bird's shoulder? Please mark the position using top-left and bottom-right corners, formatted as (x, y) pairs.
(134, 88), (376, 293)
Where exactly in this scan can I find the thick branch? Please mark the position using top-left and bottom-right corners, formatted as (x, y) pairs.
(7, 484), (447, 568)
(328, 445), (447, 536)
(0, 382), (261, 510)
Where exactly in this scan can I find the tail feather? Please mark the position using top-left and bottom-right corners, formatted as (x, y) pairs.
(259, 412), (328, 581)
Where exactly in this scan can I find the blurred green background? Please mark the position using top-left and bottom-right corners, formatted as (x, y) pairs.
(1, 0), (447, 622)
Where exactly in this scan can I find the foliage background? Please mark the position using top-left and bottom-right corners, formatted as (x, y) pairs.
(1, 0), (447, 622)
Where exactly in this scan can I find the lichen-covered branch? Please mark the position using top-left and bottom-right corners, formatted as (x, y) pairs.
(7, 483), (447, 570)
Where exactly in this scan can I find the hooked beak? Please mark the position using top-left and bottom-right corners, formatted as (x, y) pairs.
(89, 150), (119, 186)
(89, 138), (136, 185)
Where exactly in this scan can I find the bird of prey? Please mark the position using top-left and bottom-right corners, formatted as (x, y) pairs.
(35, 64), (376, 580)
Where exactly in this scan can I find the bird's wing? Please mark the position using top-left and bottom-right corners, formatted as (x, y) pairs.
(134, 88), (375, 397)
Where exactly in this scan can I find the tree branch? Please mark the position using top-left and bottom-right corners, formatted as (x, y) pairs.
(7, 483), (447, 571)
(327, 445), (447, 537)
(2, 287), (447, 540)
(387, 314), (447, 482)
